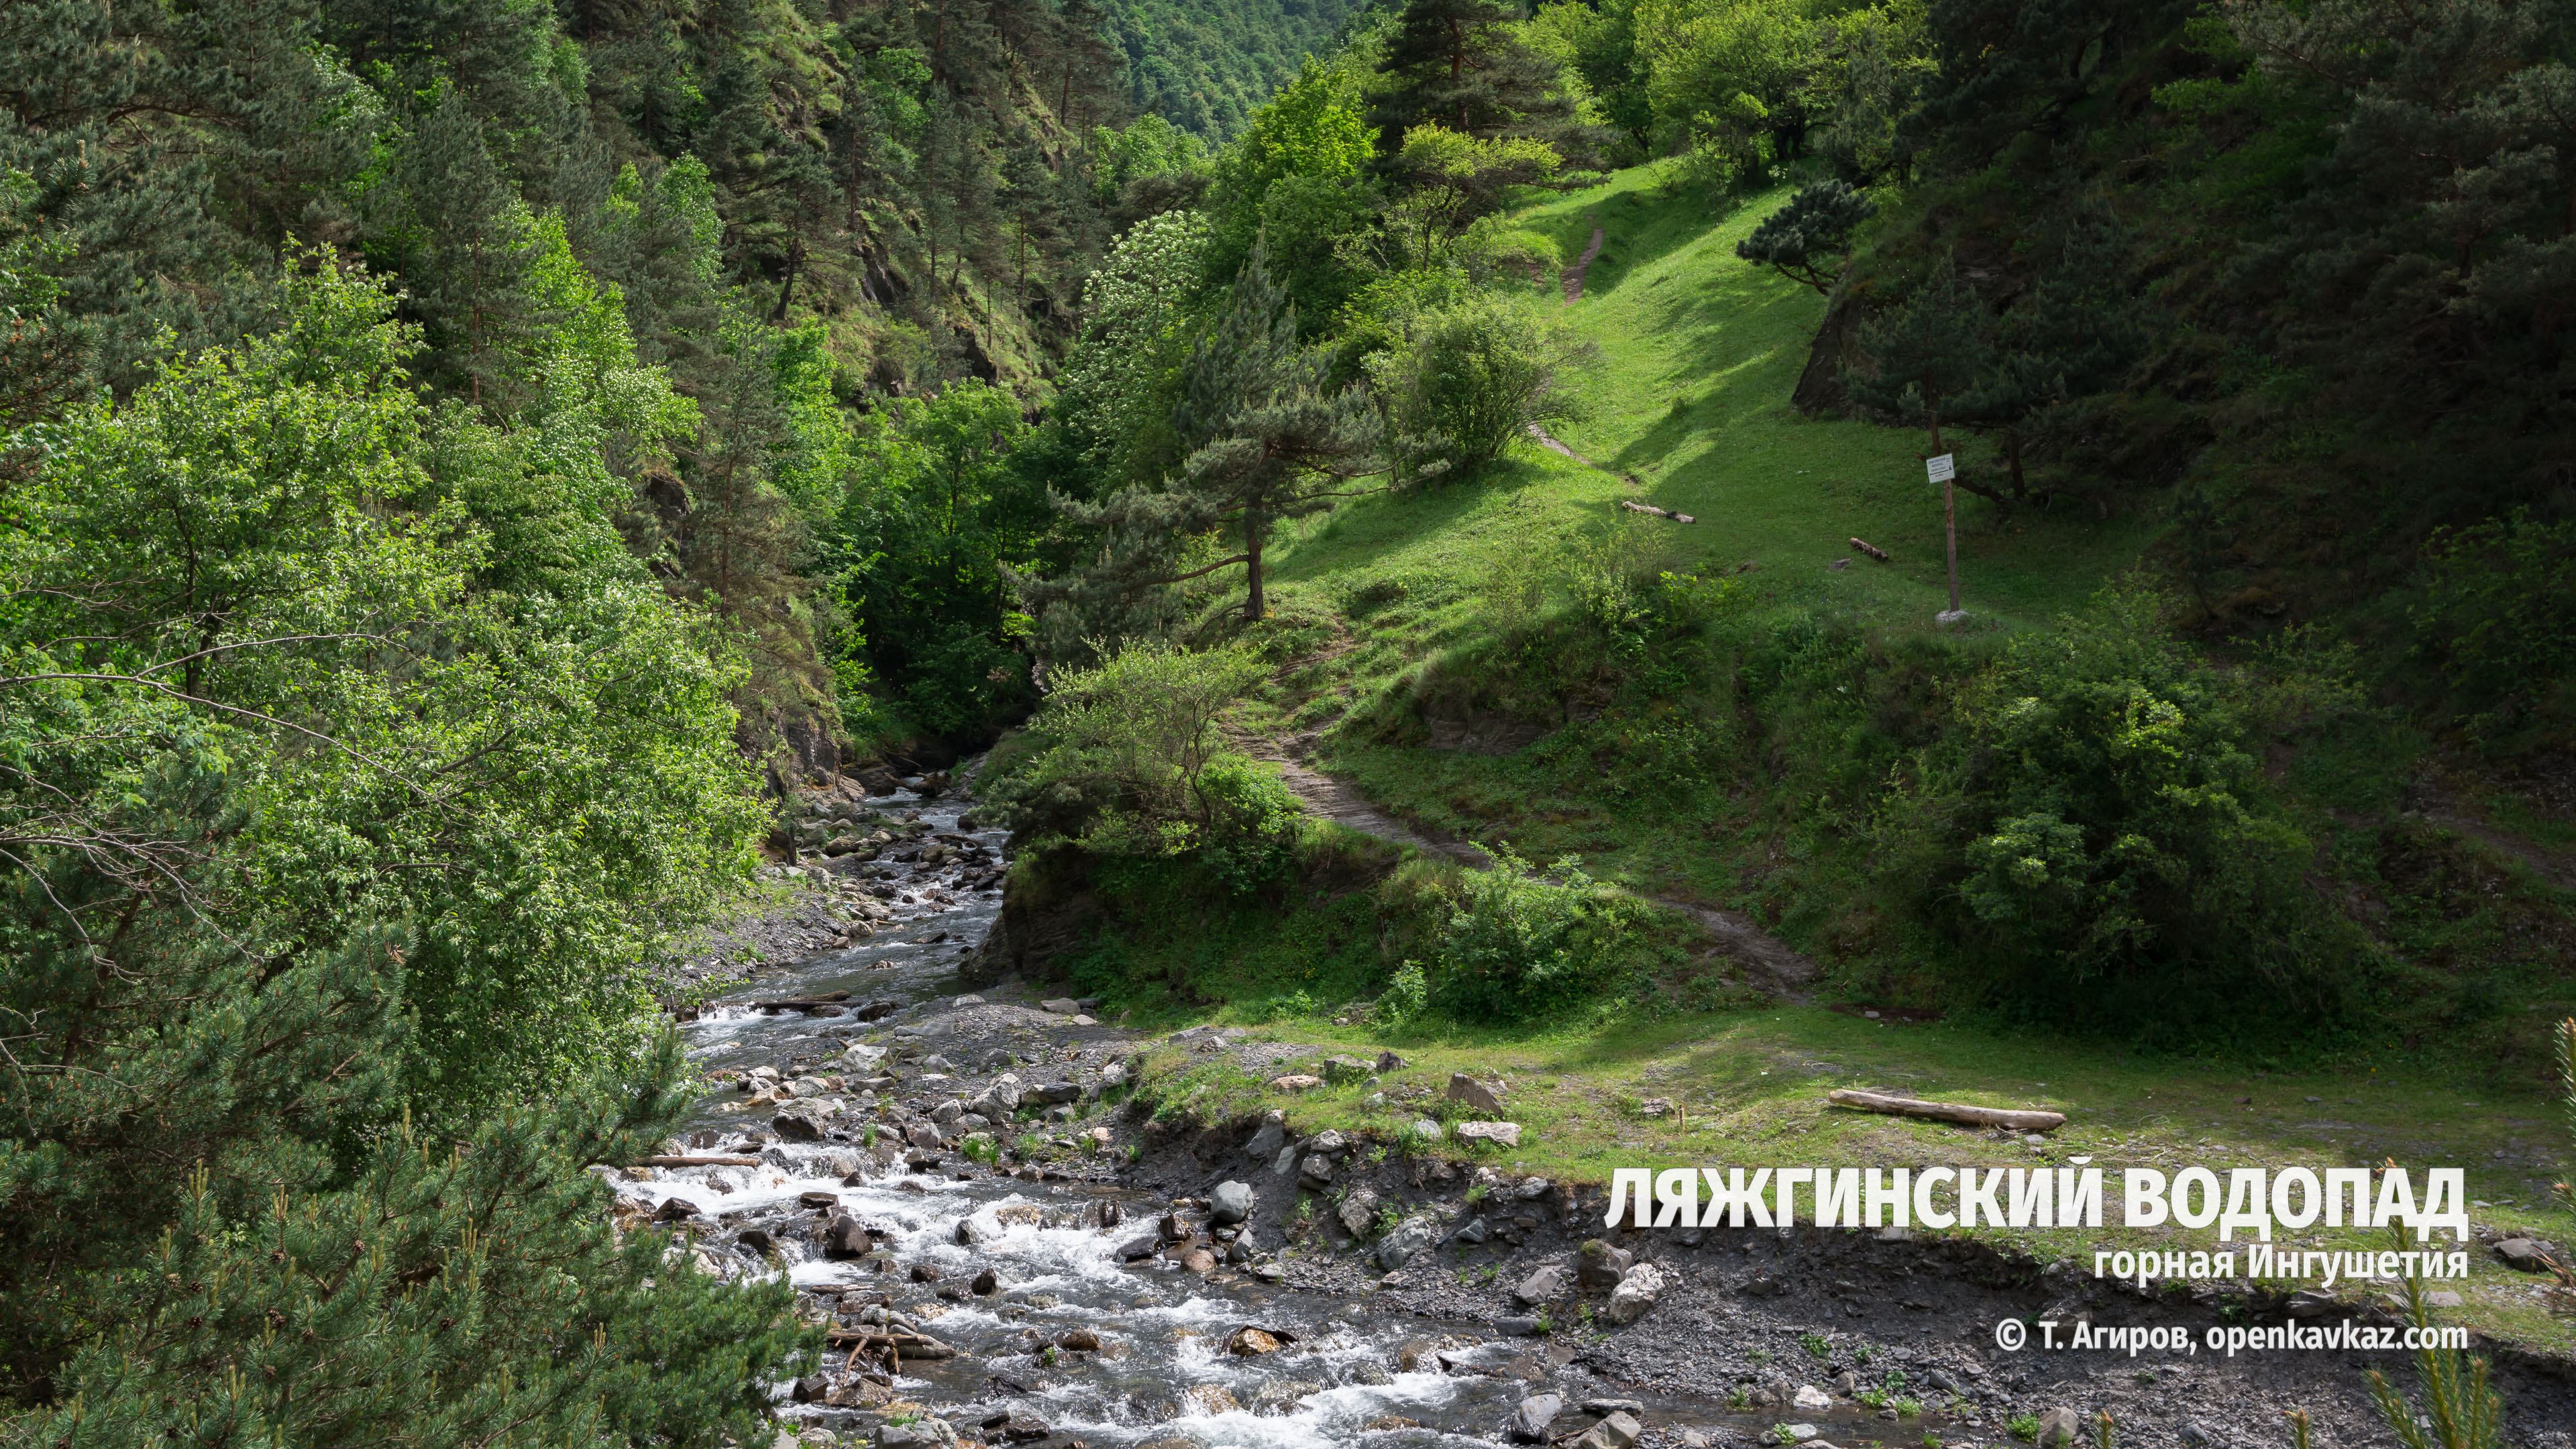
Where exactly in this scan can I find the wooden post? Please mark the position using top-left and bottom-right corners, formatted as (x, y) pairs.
(1930, 402), (1959, 614)
(1945, 478), (1960, 614)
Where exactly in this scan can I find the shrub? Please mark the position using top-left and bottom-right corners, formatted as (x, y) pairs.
(1373, 295), (1592, 483)
(1417, 851), (1654, 1024)
(2412, 511), (2576, 749)
(1880, 586), (2359, 1036)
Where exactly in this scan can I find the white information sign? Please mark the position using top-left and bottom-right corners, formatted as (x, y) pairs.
(1926, 453), (1955, 484)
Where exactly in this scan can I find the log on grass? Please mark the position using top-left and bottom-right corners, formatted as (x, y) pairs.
(1826, 1089), (2065, 1132)
(629, 1155), (761, 1167)
(1619, 500), (1697, 523)
(1848, 536), (1890, 561)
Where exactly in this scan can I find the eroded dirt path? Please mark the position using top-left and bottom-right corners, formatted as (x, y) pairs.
(1562, 221), (1606, 303)
(1248, 737), (1817, 994)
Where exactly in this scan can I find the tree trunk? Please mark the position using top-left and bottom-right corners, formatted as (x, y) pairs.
(1244, 507), (1267, 621)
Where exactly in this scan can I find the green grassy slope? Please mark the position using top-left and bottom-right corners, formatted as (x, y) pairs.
(1051, 163), (2576, 1352)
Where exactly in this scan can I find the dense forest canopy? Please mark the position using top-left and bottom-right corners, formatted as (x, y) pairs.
(3, 0), (2574, 1441)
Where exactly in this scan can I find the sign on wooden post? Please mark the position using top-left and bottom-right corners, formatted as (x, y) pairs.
(1925, 453), (1955, 484)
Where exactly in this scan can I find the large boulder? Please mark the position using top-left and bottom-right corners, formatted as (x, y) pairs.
(1338, 1189), (1381, 1238)
(820, 1212), (871, 1258)
(1244, 1112), (1288, 1163)
(1507, 1394), (1563, 1443)
(1321, 1054), (1375, 1084)
(1576, 1240), (1633, 1289)
(1513, 1263), (1569, 1305)
(1446, 1073), (1508, 1113)
(1605, 1262), (1667, 1325)
(771, 1106), (828, 1141)
(1375, 1214), (1444, 1271)
(1210, 1179), (1256, 1226)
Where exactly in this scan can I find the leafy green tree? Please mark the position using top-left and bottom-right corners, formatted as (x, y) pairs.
(1524, 0), (1655, 156)
(828, 380), (1042, 739)
(0, 256), (804, 1437)
(1947, 207), (2147, 502)
(1635, 0), (1820, 185)
(1874, 588), (2357, 1037)
(1736, 178), (1876, 292)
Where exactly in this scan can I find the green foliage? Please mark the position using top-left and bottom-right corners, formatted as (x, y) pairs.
(1375, 294), (1591, 483)
(1737, 180), (1876, 294)
(827, 380), (1041, 741)
(2366, 1226), (2507, 1449)
(1879, 588), (2360, 1036)
(0, 260), (795, 1436)
(982, 641), (1271, 861)
(1635, 0), (1819, 188)
(1414, 851), (1657, 1024)
(2411, 513), (2576, 748)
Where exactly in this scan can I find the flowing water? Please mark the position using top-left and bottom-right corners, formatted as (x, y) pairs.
(601, 778), (1907, 1449)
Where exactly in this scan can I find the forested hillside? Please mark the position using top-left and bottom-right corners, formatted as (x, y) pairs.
(4, 0), (2575, 1440)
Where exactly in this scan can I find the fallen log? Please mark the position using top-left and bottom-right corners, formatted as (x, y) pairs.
(1827, 1089), (2065, 1132)
(753, 991), (852, 1010)
(824, 1328), (956, 1358)
(1619, 500), (1697, 523)
(629, 1155), (761, 1167)
(1847, 536), (1890, 561)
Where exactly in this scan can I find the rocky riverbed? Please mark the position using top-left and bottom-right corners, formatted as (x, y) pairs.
(606, 773), (2576, 1449)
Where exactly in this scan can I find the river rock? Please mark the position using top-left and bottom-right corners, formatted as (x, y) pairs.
(1026, 1080), (1080, 1106)
(1605, 1261), (1666, 1324)
(771, 1106), (827, 1141)
(1115, 1232), (1161, 1261)
(1338, 1189), (1381, 1237)
(1585, 1399), (1646, 1417)
(1273, 1145), (1299, 1176)
(1041, 998), (1080, 1014)
(1570, 1411), (1642, 1449)
(1792, 1385), (1833, 1410)
(1375, 1214), (1444, 1271)
(1243, 1112), (1288, 1161)
(1497, 1316), (1542, 1336)
(1513, 1263), (1568, 1304)
(1179, 1246), (1217, 1273)
(1183, 1385), (1240, 1415)
(1321, 1054), (1375, 1084)
(1409, 1118), (1444, 1143)
(1507, 1393), (1562, 1442)
(1453, 1216), (1490, 1244)
(821, 1212), (870, 1257)
(2495, 1237), (2555, 1272)
(1831, 1371), (1858, 1395)
(1210, 1179), (1255, 1226)
(1270, 1074), (1322, 1092)
(971, 1267), (1000, 1295)
(2034, 1407), (2080, 1447)
(1226, 1327), (1284, 1355)
(1447, 1072), (1508, 1112)
(1061, 1328), (1102, 1350)
(1297, 1154), (1334, 1188)
(1576, 1240), (1633, 1289)
(1456, 1120), (1520, 1148)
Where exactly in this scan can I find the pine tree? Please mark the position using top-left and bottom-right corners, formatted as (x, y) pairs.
(372, 89), (545, 405)
(1950, 208), (2147, 503)
(1737, 180), (1877, 294)
(1369, 0), (1595, 162)
(1036, 244), (1383, 627)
